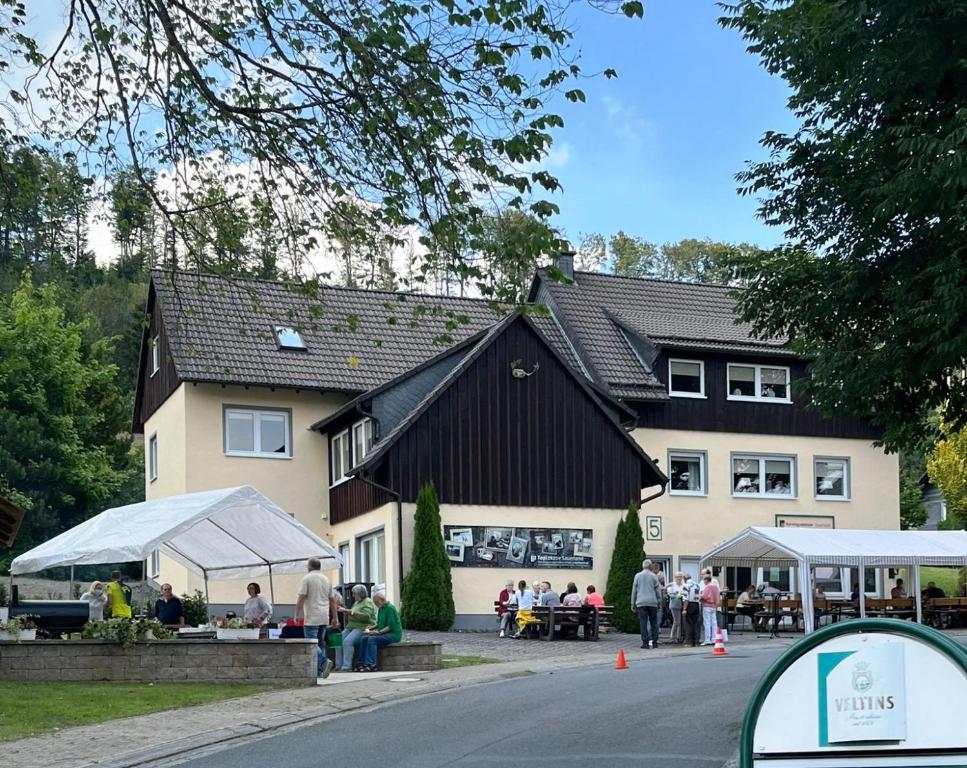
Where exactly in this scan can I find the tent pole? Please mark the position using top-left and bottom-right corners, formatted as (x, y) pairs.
(859, 566), (866, 619)
(204, 569), (211, 623)
(914, 566), (922, 623)
(69, 566), (74, 599)
(799, 560), (814, 634)
(268, 563), (275, 608)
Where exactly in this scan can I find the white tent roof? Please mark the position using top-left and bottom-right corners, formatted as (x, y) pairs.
(11, 486), (342, 579)
(702, 526), (967, 569)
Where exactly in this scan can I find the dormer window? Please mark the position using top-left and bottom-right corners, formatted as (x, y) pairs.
(274, 325), (306, 350)
(668, 359), (705, 398)
(727, 364), (791, 403)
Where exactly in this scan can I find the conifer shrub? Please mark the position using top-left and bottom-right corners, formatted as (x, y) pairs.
(401, 482), (455, 630)
(605, 504), (646, 633)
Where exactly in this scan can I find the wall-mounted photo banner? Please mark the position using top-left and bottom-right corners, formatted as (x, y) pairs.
(443, 526), (593, 569)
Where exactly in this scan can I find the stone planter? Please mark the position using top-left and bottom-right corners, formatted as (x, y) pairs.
(0, 629), (36, 641)
(216, 628), (259, 640)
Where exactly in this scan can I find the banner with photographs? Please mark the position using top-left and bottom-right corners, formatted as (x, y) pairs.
(443, 526), (593, 569)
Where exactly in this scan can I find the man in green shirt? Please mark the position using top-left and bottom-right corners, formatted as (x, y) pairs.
(356, 589), (402, 672)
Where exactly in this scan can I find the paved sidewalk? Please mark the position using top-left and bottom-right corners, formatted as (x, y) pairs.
(9, 627), (965, 768)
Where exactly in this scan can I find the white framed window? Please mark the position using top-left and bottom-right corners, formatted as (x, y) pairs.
(224, 407), (291, 458)
(150, 335), (160, 377)
(732, 454), (796, 498)
(357, 529), (385, 585)
(352, 419), (374, 466)
(814, 457), (850, 500)
(668, 359), (705, 398)
(756, 566), (796, 593)
(148, 433), (158, 482)
(338, 542), (350, 585)
(149, 549), (161, 578)
(727, 363), (791, 403)
(330, 430), (351, 485)
(668, 450), (707, 496)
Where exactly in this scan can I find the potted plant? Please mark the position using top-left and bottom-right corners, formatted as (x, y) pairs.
(216, 617), (259, 640)
(81, 618), (171, 646)
(0, 614), (38, 641)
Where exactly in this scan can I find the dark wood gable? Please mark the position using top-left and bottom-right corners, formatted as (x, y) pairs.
(133, 282), (181, 433)
(369, 317), (655, 509)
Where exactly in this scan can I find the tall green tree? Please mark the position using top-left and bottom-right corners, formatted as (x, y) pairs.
(605, 504), (645, 633)
(471, 209), (557, 303)
(926, 422), (967, 530)
(609, 231), (658, 279)
(0, 274), (139, 566)
(401, 483), (455, 630)
(720, 1), (967, 451)
(1, 0), (643, 278)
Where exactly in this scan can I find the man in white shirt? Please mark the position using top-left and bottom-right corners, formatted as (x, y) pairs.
(295, 557), (337, 678)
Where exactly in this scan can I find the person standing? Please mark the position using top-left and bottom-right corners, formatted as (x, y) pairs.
(682, 573), (701, 647)
(243, 583), (273, 627)
(700, 574), (721, 646)
(665, 572), (685, 644)
(295, 557), (336, 678)
(154, 583), (185, 628)
(80, 581), (108, 622)
(631, 559), (661, 649)
(105, 570), (132, 619)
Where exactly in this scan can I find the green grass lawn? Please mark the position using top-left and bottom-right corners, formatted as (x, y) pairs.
(0, 682), (272, 742)
(918, 566), (964, 597)
(440, 655), (500, 669)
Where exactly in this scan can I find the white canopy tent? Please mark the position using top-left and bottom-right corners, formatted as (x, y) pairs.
(702, 526), (967, 634)
(11, 486), (342, 608)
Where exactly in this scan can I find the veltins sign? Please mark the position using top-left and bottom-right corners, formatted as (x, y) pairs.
(818, 643), (906, 744)
(740, 620), (967, 768)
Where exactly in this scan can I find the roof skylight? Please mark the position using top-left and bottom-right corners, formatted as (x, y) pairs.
(274, 325), (307, 350)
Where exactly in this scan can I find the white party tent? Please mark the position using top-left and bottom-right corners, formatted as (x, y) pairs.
(702, 526), (967, 634)
(11, 486), (342, 605)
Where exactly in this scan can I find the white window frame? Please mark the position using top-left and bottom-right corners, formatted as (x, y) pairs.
(726, 363), (792, 403)
(814, 456), (850, 501)
(667, 450), (708, 497)
(351, 418), (374, 467)
(148, 432), (158, 482)
(223, 407), (292, 459)
(667, 358), (706, 399)
(357, 529), (385, 585)
(731, 453), (797, 499)
(338, 542), (351, 585)
(150, 335), (160, 377)
(330, 429), (351, 486)
(756, 566), (797, 593)
(149, 549), (161, 579)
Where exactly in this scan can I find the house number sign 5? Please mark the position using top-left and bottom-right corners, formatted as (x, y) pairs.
(646, 516), (662, 541)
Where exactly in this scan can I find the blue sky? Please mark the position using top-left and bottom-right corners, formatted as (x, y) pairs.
(546, 1), (798, 249)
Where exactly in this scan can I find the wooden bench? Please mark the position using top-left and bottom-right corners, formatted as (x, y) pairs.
(530, 605), (613, 641)
(754, 598), (802, 632)
(864, 598), (915, 619)
(924, 597), (967, 628)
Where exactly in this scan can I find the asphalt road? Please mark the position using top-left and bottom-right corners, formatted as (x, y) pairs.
(172, 646), (786, 768)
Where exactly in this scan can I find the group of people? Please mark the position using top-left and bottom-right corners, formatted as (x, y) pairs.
(496, 579), (605, 638)
(295, 557), (402, 678)
(77, 559), (403, 679)
(634, 560), (721, 648)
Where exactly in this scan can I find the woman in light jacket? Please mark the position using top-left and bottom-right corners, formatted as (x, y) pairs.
(80, 581), (108, 622)
(665, 572), (685, 644)
(337, 585), (377, 671)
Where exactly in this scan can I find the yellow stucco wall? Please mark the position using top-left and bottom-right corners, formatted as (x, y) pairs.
(632, 428), (900, 580)
(326, 502), (399, 602)
(144, 382), (350, 607)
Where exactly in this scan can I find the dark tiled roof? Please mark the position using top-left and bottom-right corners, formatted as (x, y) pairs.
(151, 270), (582, 393)
(534, 270), (792, 399)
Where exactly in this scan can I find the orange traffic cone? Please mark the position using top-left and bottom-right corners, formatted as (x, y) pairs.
(614, 649), (629, 670)
(712, 627), (727, 656)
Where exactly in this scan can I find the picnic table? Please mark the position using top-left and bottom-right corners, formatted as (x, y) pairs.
(494, 601), (613, 640)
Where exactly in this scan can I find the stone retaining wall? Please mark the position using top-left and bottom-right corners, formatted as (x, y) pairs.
(0, 639), (317, 686)
(377, 641), (442, 671)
